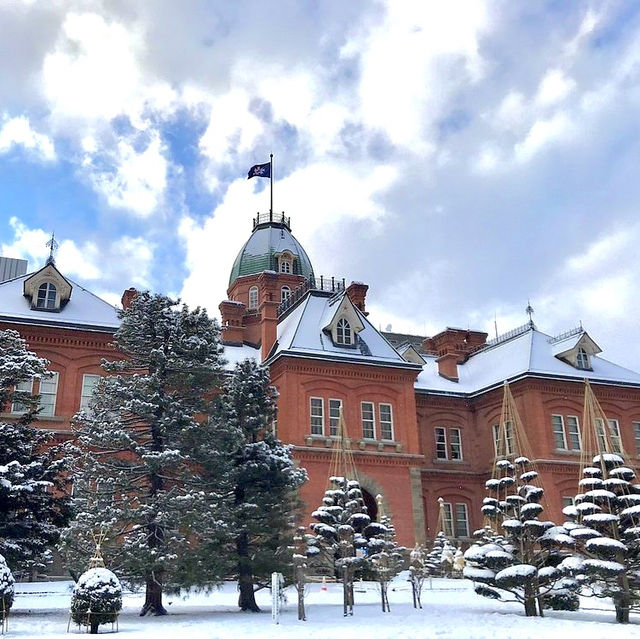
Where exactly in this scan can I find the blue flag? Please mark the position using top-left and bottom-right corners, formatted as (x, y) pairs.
(247, 162), (271, 179)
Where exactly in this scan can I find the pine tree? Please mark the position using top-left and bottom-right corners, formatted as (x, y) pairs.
(0, 329), (71, 576)
(425, 531), (456, 578)
(202, 359), (307, 612)
(60, 293), (226, 616)
(464, 456), (578, 616)
(367, 502), (405, 612)
(310, 476), (373, 616)
(560, 453), (640, 623)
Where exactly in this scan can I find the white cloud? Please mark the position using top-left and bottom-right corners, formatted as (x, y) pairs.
(535, 69), (575, 107)
(0, 115), (55, 160)
(514, 112), (572, 162)
(84, 133), (168, 217)
(567, 229), (630, 273)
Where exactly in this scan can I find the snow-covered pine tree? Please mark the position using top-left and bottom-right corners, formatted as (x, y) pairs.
(425, 531), (456, 578)
(408, 544), (428, 608)
(60, 293), (226, 616)
(463, 383), (577, 616)
(0, 329), (72, 577)
(202, 359), (307, 612)
(71, 567), (122, 634)
(366, 496), (405, 612)
(558, 380), (640, 623)
(0, 554), (14, 628)
(310, 475), (372, 616)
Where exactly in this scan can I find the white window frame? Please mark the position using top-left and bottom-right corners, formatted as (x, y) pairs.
(562, 496), (575, 508)
(576, 348), (589, 369)
(634, 421), (640, 455)
(608, 419), (622, 453)
(379, 403), (394, 441)
(38, 372), (59, 417)
(279, 259), (291, 274)
(435, 427), (448, 459)
(566, 415), (582, 450)
(11, 377), (34, 413)
(552, 414), (568, 450)
(493, 422), (514, 456)
(450, 428), (463, 460)
(595, 418), (607, 451)
(336, 318), (352, 345)
(248, 286), (258, 310)
(281, 286), (291, 303)
(80, 374), (101, 412)
(310, 397), (324, 436)
(441, 502), (454, 537)
(361, 401), (375, 439)
(329, 398), (342, 437)
(36, 281), (57, 309)
(455, 503), (470, 537)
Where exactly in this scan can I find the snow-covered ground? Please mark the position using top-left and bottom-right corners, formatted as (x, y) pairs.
(9, 576), (640, 638)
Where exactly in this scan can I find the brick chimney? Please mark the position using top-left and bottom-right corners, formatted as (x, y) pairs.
(346, 281), (369, 315)
(219, 299), (246, 344)
(423, 328), (488, 364)
(260, 299), (280, 360)
(121, 287), (138, 310)
(436, 351), (459, 382)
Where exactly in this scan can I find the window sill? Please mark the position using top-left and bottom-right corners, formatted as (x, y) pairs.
(305, 435), (402, 452)
(432, 458), (467, 465)
(553, 448), (581, 456)
(0, 412), (65, 422)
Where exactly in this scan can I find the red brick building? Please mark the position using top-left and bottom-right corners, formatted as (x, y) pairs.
(2, 214), (640, 549)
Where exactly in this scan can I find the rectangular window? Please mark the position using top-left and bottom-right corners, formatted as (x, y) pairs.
(567, 416), (582, 450)
(450, 428), (463, 460)
(11, 378), (34, 413)
(634, 422), (640, 454)
(379, 403), (393, 440)
(455, 503), (469, 537)
(608, 419), (622, 453)
(595, 418), (607, 451)
(80, 374), (101, 412)
(441, 502), (454, 537)
(493, 422), (514, 456)
(552, 414), (567, 450)
(329, 399), (342, 437)
(435, 427), (447, 459)
(361, 402), (375, 439)
(310, 397), (324, 435)
(39, 372), (59, 417)
(562, 496), (574, 508)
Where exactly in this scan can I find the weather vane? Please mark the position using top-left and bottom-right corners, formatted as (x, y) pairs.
(525, 300), (534, 327)
(45, 232), (58, 265)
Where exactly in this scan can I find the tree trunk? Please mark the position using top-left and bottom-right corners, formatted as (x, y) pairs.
(523, 596), (537, 617)
(140, 573), (167, 616)
(90, 617), (99, 634)
(615, 571), (631, 623)
(237, 531), (260, 612)
(296, 565), (306, 621)
(615, 603), (630, 624)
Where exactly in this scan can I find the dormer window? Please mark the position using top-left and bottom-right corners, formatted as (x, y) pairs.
(280, 259), (291, 274)
(36, 282), (57, 309)
(576, 348), (589, 370)
(281, 286), (291, 303)
(336, 318), (352, 345)
(248, 286), (258, 310)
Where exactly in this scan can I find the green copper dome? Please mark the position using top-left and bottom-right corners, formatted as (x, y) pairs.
(229, 216), (315, 286)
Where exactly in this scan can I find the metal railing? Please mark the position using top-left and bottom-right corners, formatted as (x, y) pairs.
(277, 275), (346, 316)
(547, 325), (583, 344)
(253, 211), (290, 230)
(484, 322), (533, 348)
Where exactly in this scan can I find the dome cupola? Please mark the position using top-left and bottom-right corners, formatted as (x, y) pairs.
(229, 213), (314, 288)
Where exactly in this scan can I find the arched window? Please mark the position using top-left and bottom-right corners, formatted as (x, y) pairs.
(281, 286), (291, 303)
(336, 318), (352, 345)
(248, 286), (259, 310)
(576, 348), (589, 369)
(36, 282), (57, 309)
(279, 258), (291, 274)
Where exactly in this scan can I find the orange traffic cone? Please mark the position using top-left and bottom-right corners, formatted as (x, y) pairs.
(321, 576), (327, 592)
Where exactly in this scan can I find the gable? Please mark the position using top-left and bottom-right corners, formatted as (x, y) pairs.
(552, 331), (601, 370)
(23, 263), (73, 311)
(322, 293), (365, 347)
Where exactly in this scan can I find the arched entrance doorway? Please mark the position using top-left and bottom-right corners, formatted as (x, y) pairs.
(361, 487), (378, 522)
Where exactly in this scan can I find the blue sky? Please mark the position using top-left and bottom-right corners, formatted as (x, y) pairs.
(1, 1), (640, 369)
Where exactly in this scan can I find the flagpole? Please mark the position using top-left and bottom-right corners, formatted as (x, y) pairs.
(270, 153), (273, 217)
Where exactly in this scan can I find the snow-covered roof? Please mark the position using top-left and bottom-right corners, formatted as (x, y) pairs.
(267, 290), (421, 370)
(0, 273), (120, 332)
(416, 327), (640, 396)
(222, 342), (260, 369)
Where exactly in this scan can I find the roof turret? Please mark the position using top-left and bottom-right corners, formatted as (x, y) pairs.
(228, 212), (314, 287)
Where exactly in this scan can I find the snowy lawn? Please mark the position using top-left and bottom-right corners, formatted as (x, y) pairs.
(9, 576), (640, 638)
